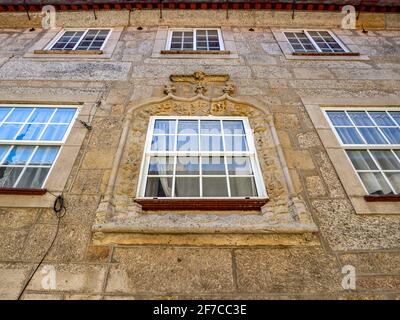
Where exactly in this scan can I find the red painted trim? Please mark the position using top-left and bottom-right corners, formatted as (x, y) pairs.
(364, 194), (400, 202)
(135, 198), (269, 211)
(0, 188), (47, 196)
(0, 2), (398, 13)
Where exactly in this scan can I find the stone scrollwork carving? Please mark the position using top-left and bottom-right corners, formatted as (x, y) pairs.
(93, 73), (318, 241)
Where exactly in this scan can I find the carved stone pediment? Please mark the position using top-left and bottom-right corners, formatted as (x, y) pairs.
(169, 70), (235, 97)
(93, 75), (317, 245)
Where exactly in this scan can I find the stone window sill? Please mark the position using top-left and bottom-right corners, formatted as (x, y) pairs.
(364, 194), (400, 202)
(134, 198), (269, 211)
(160, 50), (231, 55)
(33, 50), (103, 55)
(292, 52), (360, 56)
(0, 188), (47, 195)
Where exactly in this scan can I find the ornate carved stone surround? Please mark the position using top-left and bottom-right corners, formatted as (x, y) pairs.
(92, 72), (317, 244)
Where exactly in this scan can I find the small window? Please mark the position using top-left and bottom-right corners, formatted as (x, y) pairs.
(167, 29), (224, 51)
(138, 117), (266, 198)
(284, 30), (347, 53)
(48, 29), (111, 51)
(325, 110), (400, 195)
(0, 106), (78, 189)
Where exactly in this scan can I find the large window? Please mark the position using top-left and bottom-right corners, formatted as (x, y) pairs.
(0, 106), (78, 189)
(166, 28), (224, 51)
(325, 110), (400, 195)
(48, 29), (111, 51)
(284, 30), (347, 53)
(138, 117), (266, 198)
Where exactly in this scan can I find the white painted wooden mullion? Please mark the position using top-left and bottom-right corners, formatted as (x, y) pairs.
(366, 149), (397, 194)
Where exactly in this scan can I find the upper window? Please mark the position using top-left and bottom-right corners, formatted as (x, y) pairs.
(137, 117), (266, 198)
(284, 30), (347, 53)
(0, 106), (78, 189)
(48, 29), (111, 51)
(326, 110), (400, 196)
(166, 28), (224, 51)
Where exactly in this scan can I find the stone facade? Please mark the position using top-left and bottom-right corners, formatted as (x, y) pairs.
(0, 9), (399, 300)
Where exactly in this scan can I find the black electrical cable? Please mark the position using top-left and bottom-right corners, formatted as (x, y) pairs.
(17, 194), (66, 300)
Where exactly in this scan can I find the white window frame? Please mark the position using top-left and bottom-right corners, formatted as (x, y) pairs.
(166, 28), (225, 51)
(45, 28), (113, 51)
(323, 108), (400, 195)
(283, 29), (349, 54)
(0, 104), (79, 189)
(136, 116), (267, 199)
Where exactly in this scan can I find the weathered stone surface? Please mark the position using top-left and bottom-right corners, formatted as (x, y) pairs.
(27, 264), (107, 293)
(106, 247), (234, 294)
(70, 170), (105, 195)
(306, 176), (327, 198)
(0, 229), (28, 260)
(0, 60), (132, 81)
(0, 263), (32, 299)
(235, 247), (342, 293)
(312, 200), (400, 251)
(0, 208), (38, 229)
(22, 224), (91, 262)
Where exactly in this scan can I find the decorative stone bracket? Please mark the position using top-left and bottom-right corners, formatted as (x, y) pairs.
(92, 71), (318, 245)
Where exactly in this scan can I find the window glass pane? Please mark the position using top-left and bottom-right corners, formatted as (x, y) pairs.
(223, 120), (245, 135)
(395, 151), (400, 160)
(51, 108), (76, 124)
(145, 177), (173, 197)
(389, 112), (400, 126)
(40, 124), (68, 141)
(224, 135), (248, 151)
(0, 145), (10, 162)
(177, 120), (198, 135)
(369, 112), (396, 126)
(0, 124), (21, 140)
(347, 150), (378, 170)
(30, 146), (59, 165)
(370, 150), (400, 170)
(202, 177), (228, 197)
(200, 120), (221, 135)
(29, 108), (54, 123)
(151, 135), (175, 151)
(6, 108), (33, 122)
(359, 172), (393, 195)
(177, 135), (198, 151)
(3, 146), (35, 165)
(358, 128), (388, 144)
(385, 173), (400, 194)
(175, 177), (200, 197)
(229, 177), (258, 197)
(176, 156), (199, 175)
(16, 167), (50, 189)
(15, 124), (45, 141)
(202, 156), (225, 175)
(154, 120), (176, 135)
(348, 112), (374, 126)
(0, 167), (23, 187)
(0, 108), (12, 121)
(200, 135), (223, 151)
(326, 111), (352, 126)
(227, 156), (253, 175)
(148, 156), (174, 175)
(381, 128), (400, 144)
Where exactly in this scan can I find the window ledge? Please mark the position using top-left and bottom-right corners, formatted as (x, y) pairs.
(161, 50), (231, 55)
(292, 52), (360, 56)
(134, 198), (269, 211)
(0, 188), (47, 195)
(364, 194), (400, 202)
(33, 50), (103, 55)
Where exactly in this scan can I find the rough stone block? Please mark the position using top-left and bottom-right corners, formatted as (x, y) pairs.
(106, 247), (234, 294)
